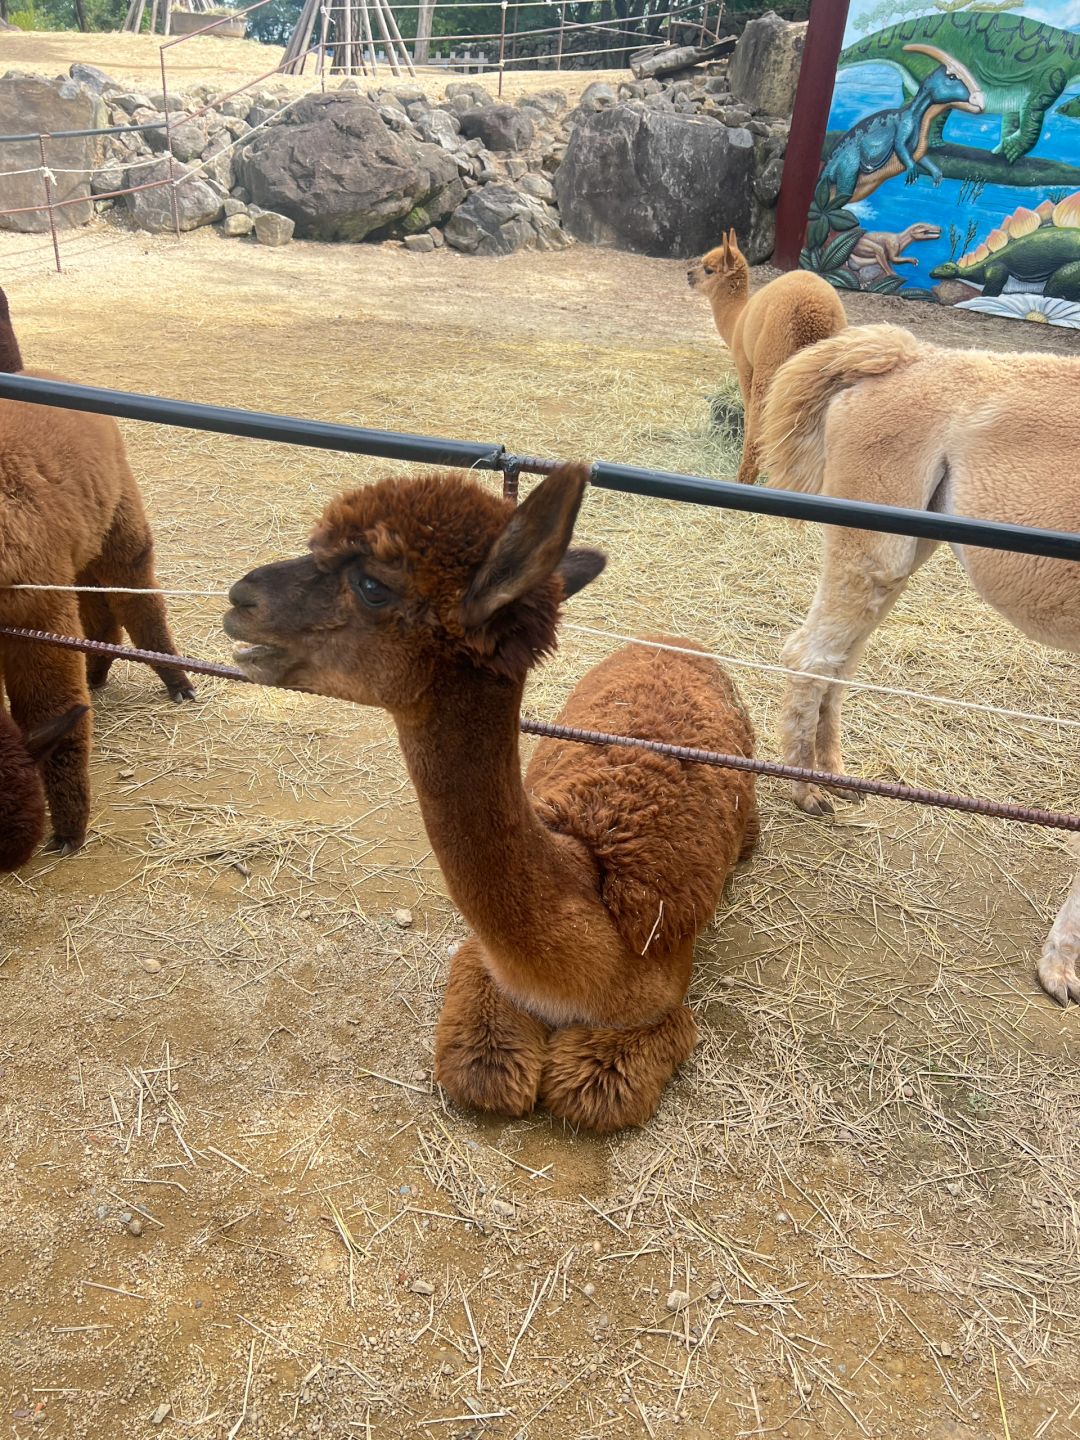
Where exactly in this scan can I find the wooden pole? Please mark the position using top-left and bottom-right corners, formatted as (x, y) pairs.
(555, 1), (565, 70)
(371, 0), (401, 77)
(358, 0), (378, 77)
(497, 0), (506, 96)
(380, 0), (416, 77)
(342, 0), (354, 75)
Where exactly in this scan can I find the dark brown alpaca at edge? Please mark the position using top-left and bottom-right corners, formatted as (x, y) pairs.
(225, 464), (758, 1133)
(0, 707), (86, 871)
(0, 284), (194, 853)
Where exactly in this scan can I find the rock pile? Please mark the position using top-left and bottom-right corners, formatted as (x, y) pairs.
(0, 13), (801, 262)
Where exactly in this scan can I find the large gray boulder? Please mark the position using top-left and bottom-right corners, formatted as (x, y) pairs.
(458, 104), (535, 153)
(444, 183), (567, 256)
(555, 103), (771, 261)
(729, 12), (807, 119)
(0, 74), (106, 232)
(124, 158), (224, 232)
(236, 93), (464, 241)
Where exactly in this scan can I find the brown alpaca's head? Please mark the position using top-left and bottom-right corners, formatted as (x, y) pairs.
(0, 285), (23, 373)
(0, 706), (87, 872)
(687, 228), (749, 304)
(224, 463), (606, 710)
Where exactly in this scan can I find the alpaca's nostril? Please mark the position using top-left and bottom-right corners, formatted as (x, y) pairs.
(228, 578), (258, 610)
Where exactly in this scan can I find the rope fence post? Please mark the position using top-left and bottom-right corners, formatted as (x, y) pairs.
(498, 0), (507, 96)
(158, 47), (182, 238)
(37, 135), (62, 275)
(556, 0), (565, 69)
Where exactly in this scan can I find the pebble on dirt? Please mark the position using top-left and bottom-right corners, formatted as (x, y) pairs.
(393, 908), (414, 929)
(140, 956), (162, 974)
(151, 1403), (172, 1425)
(666, 1289), (690, 1313)
(410, 1278), (435, 1296)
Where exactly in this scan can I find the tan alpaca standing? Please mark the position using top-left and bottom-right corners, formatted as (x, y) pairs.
(688, 229), (847, 485)
(759, 323), (1080, 1007)
(225, 464), (758, 1132)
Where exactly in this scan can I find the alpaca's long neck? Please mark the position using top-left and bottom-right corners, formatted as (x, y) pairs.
(708, 287), (747, 348)
(393, 669), (586, 961)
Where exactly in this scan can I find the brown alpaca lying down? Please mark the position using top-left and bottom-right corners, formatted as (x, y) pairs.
(0, 286), (194, 853)
(760, 322), (1080, 1007)
(0, 706), (86, 872)
(225, 464), (758, 1133)
(688, 229), (847, 486)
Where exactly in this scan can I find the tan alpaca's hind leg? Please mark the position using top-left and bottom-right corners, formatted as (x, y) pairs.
(540, 1006), (698, 1134)
(1038, 860), (1080, 1007)
(434, 938), (549, 1119)
(781, 532), (937, 815)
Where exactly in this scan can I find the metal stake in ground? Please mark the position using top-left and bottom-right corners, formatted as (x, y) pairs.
(37, 136), (61, 275)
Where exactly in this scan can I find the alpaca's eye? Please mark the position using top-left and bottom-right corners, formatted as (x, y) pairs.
(353, 571), (393, 608)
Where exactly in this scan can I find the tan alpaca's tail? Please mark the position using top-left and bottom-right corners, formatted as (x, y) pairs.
(759, 323), (922, 495)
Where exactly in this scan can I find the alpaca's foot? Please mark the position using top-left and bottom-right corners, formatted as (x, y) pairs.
(160, 670), (196, 704)
(540, 1007), (698, 1134)
(86, 656), (114, 690)
(791, 780), (862, 816)
(1037, 872), (1080, 1007)
(44, 831), (85, 857)
(1039, 948), (1080, 1007)
(434, 943), (549, 1118)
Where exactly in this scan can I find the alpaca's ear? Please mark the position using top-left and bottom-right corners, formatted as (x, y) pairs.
(559, 547), (606, 599)
(23, 705), (87, 763)
(461, 463), (591, 627)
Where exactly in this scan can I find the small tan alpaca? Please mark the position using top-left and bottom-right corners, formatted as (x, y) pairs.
(759, 322), (1080, 1007)
(225, 464), (758, 1133)
(688, 229), (847, 486)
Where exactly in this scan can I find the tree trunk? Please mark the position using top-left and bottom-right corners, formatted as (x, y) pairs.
(414, 0), (434, 64)
(73, 0), (88, 29)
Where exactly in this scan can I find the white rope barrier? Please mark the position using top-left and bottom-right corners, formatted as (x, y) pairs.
(2, 587), (1075, 730)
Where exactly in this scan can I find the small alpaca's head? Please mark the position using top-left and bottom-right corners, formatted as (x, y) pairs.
(224, 463), (606, 711)
(0, 705), (87, 872)
(687, 229), (749, 306)
(0, 284), (23, 373)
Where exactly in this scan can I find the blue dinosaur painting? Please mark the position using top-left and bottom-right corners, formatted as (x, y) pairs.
(800, 0), (1080, 327)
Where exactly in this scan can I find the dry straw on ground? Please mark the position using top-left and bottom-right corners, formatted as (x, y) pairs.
(0, 202), (1077, 1439)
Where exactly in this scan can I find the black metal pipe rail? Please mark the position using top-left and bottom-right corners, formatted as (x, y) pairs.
(1, 372), (1078, 562)
(0, 119), (177, 146)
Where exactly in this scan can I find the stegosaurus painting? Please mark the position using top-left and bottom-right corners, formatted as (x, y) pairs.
(931, 190), (1080, 299)
(799, 0), (1080, 327)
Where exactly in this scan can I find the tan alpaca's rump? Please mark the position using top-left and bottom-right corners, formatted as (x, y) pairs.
(0, 372), (194, 855)
(759, 322), (1080, 1004)
(689, 230), (847, 485)
(226, 465), (758, 1134)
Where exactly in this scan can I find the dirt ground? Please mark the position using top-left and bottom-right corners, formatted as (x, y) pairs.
(0, 26), (612, 103)
(1, 117), (1080, 1440)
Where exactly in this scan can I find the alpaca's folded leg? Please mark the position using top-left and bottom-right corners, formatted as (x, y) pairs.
(540, 1006), (698, 1134)
(434, 939), (549, 1119)
(1037, 862), (1080, 1008)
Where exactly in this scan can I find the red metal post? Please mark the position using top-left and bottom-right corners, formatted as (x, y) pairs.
(38, 134), (62, 274)
(772, 0), (851, 270)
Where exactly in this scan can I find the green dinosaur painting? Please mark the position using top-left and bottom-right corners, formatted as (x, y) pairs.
(839, 13), (1080, 161)
(930, 193), (1080, 297)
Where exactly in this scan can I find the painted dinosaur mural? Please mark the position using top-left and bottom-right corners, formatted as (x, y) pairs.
(798, 0), (1080, 327)
(839, 13), (1080, 161)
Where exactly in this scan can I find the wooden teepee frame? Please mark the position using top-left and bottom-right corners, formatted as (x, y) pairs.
(282, 0), (416, 78)
(121, 0), (215, 34)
